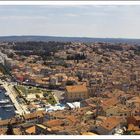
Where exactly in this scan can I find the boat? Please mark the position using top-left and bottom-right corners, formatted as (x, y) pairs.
(15, 110), (20, 115)
(4, 92), (9, 97)
(0, 99), (10, 104)
(2, 104), (13, 108)
(5, 108), (14, 112)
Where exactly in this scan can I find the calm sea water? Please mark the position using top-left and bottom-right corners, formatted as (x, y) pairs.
(0, 90), (15, 120)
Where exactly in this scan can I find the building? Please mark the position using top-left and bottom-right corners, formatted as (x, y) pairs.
(65, 85), (89, 102)
(66, 102), (80, 110)
(94, 117), (123, 135)
(127, 116), (140, 127)
(49, 76), (58, 86)
(25, 125), (36, 135)
(35, 124), (50, 135)
(105, 104), (131, 117)
(127, 116), (140, 134)
(23, 111), (46, 123)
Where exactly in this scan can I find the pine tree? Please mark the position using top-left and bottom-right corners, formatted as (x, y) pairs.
(6, 123), (14, 135)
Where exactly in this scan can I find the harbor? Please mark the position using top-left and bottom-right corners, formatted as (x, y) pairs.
(2, 82), (27, 115)
(0, 89), (15, 120)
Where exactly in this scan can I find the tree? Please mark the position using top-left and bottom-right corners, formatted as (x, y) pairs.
(66, 81), (74, 85)
(6, 123), (14, 135)
(77, 75), (83, 82)
(36, 94), (40, 98)
(43, 93), (48, 97)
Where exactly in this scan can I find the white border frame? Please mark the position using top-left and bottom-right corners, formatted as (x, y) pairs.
(1, 135), (140, 139)
(0, 1), (140, 5)
(0, 1), (140, 139)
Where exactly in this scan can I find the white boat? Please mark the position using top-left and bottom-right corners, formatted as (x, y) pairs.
(5, 92), (9, 97)
(0, 99), (10, 104)
(5, 108), (13, 112)
(2, 104), (13, 108)
(15, 110), (20, 115)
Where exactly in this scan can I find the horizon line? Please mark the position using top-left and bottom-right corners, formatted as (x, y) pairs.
(0, 35), (140, 40)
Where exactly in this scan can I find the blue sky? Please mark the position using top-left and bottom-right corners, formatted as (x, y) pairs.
(0, 5), (140, 38)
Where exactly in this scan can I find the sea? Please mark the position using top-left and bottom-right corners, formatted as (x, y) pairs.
(0, 90), (15, 120)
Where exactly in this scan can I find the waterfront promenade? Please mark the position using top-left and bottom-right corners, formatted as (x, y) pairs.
(0, 80), (25, 115)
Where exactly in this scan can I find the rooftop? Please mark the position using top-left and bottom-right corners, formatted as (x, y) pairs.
(25, 126), (36, 134)
(100, 117), (122, 131)
(23, 110), (45, 120)
(81, 132), (97, 135)
(43, 119), (64, 127)
(66, 85), (87, 93)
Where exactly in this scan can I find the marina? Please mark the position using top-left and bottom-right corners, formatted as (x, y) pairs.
(1, 104), (14, 108)
(0, 89), (15, 120)
(4, 92), (9, 97)
(0, 99), (10, 104)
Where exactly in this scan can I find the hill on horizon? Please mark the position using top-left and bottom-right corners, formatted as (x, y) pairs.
(0, 35), (140, 44)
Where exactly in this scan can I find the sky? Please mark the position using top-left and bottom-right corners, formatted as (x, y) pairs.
(0, 5), (140, 38)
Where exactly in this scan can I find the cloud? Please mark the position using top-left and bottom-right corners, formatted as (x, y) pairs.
(0, 5), (140, 38)
(64, 13), (79, 17)
(0, 15), (49, 20)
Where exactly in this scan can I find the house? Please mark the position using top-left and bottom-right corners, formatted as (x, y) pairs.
(0, 128), (7, 135)
(66, 102), (80, 110)
(25, 126), (36, 135)
(43, 119), (65, 128)
(127, 116), (140, 127)
(18, 122), (34, 132)
(0, 117), (23, 128)
(127, 116), (140, 134)
(101, 97), (119, 109)
(105, 104), (131, 117)
(35, 124), (50, 135)
(127, 124), (140, 135)
(42, 119), (66, 134)
(81, 97), (97, 107)
(65, 85), (89, 102)
(94, 117), (123, 135)
(126, 97), (140, 108)
(23, 111), (46, 123)
(13, 128), (23, 135)
(0, 127), (22, 135)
